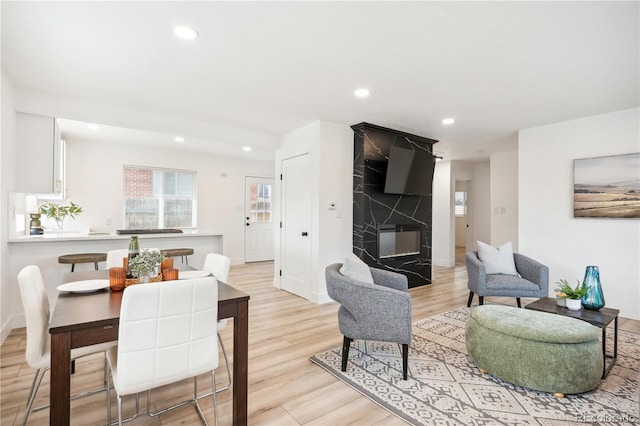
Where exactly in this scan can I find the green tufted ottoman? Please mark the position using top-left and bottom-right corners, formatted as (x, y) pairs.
(465, 305), (603, 397)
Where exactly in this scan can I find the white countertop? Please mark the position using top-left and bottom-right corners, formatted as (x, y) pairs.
(8, 229), (223, 243)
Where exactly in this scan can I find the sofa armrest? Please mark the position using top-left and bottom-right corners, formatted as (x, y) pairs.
(466, 251), (486, 293)
(370, 267), (408, 292)
(514, 253), (549, 295)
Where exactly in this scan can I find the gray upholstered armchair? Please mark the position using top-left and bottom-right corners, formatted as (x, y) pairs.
(466, 251), (549, 308)
(325, 263), (412, 380)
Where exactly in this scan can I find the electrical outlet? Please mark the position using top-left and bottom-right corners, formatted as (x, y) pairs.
(105, 217), (112, 225)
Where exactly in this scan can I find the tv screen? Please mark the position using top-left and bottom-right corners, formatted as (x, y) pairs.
(384, 146), (435, 196)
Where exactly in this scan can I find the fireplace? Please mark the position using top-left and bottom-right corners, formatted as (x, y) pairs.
(378, 225), (421, 259)
(352, 122), (436, 287)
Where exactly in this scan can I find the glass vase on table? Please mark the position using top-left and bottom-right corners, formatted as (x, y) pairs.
(126, 236), (139, 278)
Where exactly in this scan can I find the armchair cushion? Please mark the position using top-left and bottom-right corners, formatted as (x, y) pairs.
(477, 241), (519, 276)
(339, 253), (374, 284)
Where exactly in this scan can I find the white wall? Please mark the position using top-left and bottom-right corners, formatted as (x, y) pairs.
(434, 160), (482, 267)
(490, 150), (518, 250)
(274, 120), (352, 303)
(66, 138), (274, 265)
(519, 108), (640, 320)
(1, 72), (17, 343)
(432, 160), (454, 267)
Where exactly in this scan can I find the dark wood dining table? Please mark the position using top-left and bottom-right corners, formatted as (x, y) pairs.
(49, 269), (250, 425)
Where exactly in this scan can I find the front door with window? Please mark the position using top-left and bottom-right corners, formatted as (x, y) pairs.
(245, 177), (275, 262)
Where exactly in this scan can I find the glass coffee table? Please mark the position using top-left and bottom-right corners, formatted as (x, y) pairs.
(525, 297), (619, 378)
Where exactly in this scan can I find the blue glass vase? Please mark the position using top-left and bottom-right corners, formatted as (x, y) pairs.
(581, 265), (605, 310)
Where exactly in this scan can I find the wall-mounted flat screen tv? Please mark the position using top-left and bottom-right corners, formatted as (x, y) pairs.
(384, 146), (436, 196)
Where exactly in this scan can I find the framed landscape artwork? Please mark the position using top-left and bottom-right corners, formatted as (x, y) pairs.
(573, 153), (640, 218)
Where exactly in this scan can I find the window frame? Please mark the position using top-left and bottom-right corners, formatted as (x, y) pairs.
(123, 165), (197, 229)
(454, 190), (467, 217)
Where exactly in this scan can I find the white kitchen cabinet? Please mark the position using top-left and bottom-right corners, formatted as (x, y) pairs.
(15, 112), (64, 195)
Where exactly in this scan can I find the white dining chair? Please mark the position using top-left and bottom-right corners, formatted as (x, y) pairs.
(106, 277), (219, 425)
(202, 253), (232, 394)
(105, 249), (129, 269)
(17, 265), (115, 425)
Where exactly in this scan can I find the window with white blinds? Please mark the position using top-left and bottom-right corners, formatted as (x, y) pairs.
(124, 166), (196, 229)
(455, 191), (467, 217)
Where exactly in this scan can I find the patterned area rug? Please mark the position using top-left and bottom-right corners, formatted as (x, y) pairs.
(310, 307), (639, 425)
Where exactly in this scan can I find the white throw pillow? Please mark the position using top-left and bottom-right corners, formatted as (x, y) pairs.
(339, 253), (374, 284)
(477, 241), (519, 276)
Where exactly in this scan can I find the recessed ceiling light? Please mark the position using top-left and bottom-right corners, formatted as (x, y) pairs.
(87, 124), (100, 130)
(174, 26), (199, 40)
(354, 88), (370, 98)
(242, 146), (252, 152)
(442, 118), (455, 125)
(175, 136), (185, 143)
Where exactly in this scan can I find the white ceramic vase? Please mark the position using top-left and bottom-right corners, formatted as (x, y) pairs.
(565, 298), (582, 310)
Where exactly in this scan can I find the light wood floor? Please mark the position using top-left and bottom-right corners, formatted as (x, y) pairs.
(2, 252), (638, 425)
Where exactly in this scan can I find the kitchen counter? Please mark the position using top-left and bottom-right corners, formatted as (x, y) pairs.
(6, 231), (224, 315)
(8, 229), (221, 243)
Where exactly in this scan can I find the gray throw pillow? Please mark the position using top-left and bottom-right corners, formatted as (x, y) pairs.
(477, 241), (519, 275)
(339, 253), (374, 284)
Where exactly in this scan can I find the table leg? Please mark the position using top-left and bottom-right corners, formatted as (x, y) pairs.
(613, 316), (618, 359)
(233, 299), (249, 426)
(50, 332), (71, 425)
(601, 316), (619, 379)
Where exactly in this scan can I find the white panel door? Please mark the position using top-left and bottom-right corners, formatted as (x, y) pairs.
(281, 154), (312, 299)
(245, 177), (275, 262)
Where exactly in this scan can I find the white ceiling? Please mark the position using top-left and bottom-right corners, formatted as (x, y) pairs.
(2, 1), (638, 161)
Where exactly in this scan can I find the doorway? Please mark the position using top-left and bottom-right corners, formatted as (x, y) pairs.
(245, 176), (275, 262)
(454, 179), (472, 263)
(280, 154), (312, 300)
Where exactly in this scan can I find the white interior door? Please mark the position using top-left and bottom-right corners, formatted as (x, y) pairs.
(245, 177), (275, 262)
(280, 154), (312, 299)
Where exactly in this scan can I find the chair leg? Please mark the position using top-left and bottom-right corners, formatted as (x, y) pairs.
(467, 291), (474, 307)
(22, 368), (46, 425)
(217, 333), (231, 392)
(516, 298), (522, 308)
(117, 394), (124, 426)
(479, 296), (484, 305)
(402, 343), (409, 380)
(107, 365), (112, 426)
(211, 371), (218, 426)
(197, 333), (231, 400)
(341, 336), (353, 372)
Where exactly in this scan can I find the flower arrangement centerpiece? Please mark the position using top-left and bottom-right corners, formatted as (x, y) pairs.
(38, 201), (82, 230)
(555, 279), (589, 310)
(127, 249), (165, 284)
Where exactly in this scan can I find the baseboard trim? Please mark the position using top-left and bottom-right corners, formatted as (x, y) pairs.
(433, 258), (455, 267)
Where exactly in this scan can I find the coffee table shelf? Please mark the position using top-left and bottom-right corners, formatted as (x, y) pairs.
(525, 297), (619, 378)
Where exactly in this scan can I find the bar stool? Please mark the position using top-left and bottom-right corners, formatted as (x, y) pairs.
(160, 248), (194, 265)
(58, 253), (107, 272)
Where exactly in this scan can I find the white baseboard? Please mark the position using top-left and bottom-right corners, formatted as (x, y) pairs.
(1, 313), (25, 346)
(312, 292), (332, 304)
(433, 258), (455, 267)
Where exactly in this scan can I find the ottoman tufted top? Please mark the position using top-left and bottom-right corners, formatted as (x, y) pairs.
(470, 305), (600, 344)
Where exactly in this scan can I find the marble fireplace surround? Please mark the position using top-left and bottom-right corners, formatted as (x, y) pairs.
(351, 123), (437, 288)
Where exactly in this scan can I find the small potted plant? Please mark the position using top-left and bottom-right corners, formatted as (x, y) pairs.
(39, 201), (83, 230)
(128, 250), (165, 283)
(555, 279), (589, 310)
